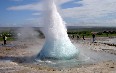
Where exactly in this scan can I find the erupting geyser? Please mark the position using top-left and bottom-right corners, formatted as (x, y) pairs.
(37, 0), (79, 60)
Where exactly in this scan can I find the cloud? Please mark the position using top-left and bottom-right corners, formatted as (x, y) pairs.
(8, 0), (116, 18)
(7, 3), (42, 11)
(55, 0), (72, 5)
(7, 0), (116, 26)
(62, 0), (116, 18)
(32, 13), (41, 16)
(60, 0), (116, 26)
(7, 0), (72, 11)
(10, 0), (23, 1)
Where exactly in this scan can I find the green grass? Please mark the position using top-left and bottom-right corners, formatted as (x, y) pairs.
(68, 31), (116, 38)
(0, 37), (15, 41)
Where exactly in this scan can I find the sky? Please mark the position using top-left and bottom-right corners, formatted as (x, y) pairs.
(0, 0), (116, 27)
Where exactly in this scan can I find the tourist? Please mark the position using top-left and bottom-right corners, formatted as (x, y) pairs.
(82, 35), (85, 40)
(71, 35), (74, 39)
(3, 35), (7, 45)
(77, 35), (79, 40)
(92, 34), (95, 43)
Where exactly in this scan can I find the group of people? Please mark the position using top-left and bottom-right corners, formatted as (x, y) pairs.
(70, 34), (96, 43)
(1, 34), (96, 45)
(83, 34), (96, 42)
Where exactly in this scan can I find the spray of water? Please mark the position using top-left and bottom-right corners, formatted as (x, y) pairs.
(17, 27), (39, 42)
(16, 27), (41, 55)
(10, 27), (43, 63)
(15, 0), (116, 68)
(37, 0), (79, 60)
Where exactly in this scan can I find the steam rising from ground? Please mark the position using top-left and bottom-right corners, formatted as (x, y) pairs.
(17, 27), (39, 42)
(16, 27), (42, 56)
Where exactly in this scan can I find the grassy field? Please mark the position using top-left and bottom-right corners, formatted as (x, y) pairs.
(68, 30), (116, 38)
(0, 37), (14, 41)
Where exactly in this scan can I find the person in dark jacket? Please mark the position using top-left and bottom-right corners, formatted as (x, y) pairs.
(92, 34), (95, 43)
(82, 35), (85, 40)
(3, 35), (7, 45)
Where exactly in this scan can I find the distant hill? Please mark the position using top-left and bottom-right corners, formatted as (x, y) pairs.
(0, 26), (116, 32)
(67, 26), (116, 31)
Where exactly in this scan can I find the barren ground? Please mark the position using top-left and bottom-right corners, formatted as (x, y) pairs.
(0, 38), (116, 73)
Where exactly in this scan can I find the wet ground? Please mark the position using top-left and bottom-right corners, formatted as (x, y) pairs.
(0, 38), (116, 73)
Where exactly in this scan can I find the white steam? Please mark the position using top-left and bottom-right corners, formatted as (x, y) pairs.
(16, 27), (39, 42)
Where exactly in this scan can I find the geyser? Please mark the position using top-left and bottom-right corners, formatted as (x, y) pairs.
(37, 0), (79, 60)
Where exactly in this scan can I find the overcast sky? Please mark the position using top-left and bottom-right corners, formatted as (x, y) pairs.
(0, 0), (116, 27)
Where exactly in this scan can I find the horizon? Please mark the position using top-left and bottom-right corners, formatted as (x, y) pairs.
(0, 25), (116, 28)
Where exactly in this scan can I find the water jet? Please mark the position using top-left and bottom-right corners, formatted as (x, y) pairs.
(37, 0), (79, 60)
